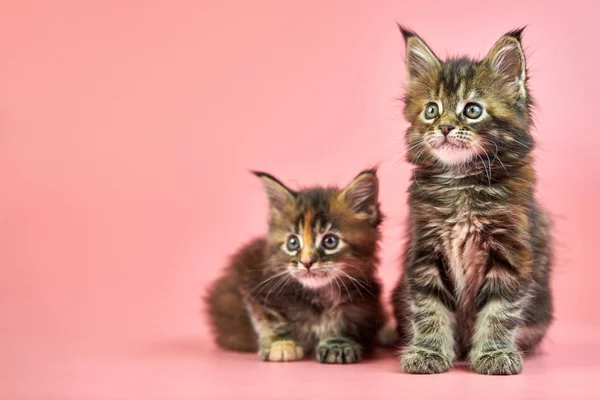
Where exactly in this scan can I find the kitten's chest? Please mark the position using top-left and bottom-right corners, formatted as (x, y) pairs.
(290, 298), (344, 348)
(429, 192), (493, 302)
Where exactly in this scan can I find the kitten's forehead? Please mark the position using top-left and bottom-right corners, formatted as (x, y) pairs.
(434, 59), (480, 103)
(440, 59), (477, 89)
(418, 58), (496, 104)
(292, 189), (339, 232)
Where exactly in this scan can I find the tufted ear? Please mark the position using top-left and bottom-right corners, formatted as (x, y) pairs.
(252, 171), (295, 213)
(398, 24), (441, 79)
(484, 28), (527, 96)
(339, 169), (380, 224)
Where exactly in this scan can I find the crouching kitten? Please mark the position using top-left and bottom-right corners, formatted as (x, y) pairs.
(206, 170), (387, 363)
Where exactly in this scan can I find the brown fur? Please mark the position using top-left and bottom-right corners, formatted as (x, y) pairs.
(392, 27), (553, 375)
(206, 170), (387, 363)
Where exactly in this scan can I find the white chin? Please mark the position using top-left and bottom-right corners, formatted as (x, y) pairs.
(432, 147), (472, 166)
(298, 275), (331, 289)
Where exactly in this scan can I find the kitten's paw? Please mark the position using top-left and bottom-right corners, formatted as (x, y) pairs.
(316, 338), (363, 364)
(400, 346), (452, 374)
(259, 340), (304, 362)
(470, 348), (523, 375)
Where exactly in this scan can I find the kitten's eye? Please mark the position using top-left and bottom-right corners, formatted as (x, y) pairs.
(321, 234), (339, 250)
(286, 235), (301, 252)
(424, 103), (439, 120)
(463, 103), (483, 119)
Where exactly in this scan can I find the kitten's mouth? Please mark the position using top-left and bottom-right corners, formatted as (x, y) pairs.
(430, 142), (474, 166)
(296, 269), (328, 279)
(294, 269), (331, 289)
(431, 140), (466, 150)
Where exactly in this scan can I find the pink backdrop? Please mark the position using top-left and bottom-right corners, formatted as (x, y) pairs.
(1, 1), (599, 398)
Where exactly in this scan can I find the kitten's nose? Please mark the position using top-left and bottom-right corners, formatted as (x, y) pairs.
(301, 257), (317, 269)
(439, 124), (455, 136)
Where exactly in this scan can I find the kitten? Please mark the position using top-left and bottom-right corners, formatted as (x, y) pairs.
(206, 170), (387, 363)
(391, 27), (553, 375)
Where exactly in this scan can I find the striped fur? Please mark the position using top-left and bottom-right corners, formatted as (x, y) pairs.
(392, 27), (553, 375)
(206, 170), (387, 363)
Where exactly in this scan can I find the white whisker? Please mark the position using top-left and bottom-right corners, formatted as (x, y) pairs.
(251, 270), (289, 294)
(335, 274), (352, 303)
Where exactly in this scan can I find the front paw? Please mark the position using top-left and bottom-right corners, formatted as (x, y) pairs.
(316, 338), (363, 364)
(400, 346), (452, 374)
(470, 348), (523, 375)
(259, 340), (304, 362)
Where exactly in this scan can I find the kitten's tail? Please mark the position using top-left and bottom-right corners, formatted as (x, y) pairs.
(377, 320), (399, 347)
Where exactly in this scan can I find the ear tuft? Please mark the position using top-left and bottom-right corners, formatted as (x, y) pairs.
(252, 171), (295, 212)
(396, 23), (417, 43)
(339, 169), (380, 225)
(399, 27), (440, 79)
(504, 26), (526, 42)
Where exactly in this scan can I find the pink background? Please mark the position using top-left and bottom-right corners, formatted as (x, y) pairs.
(1, 1), (599, 398)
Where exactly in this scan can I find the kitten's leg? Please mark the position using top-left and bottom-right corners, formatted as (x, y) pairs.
(316, 337), (363, 364)
(400, 258), (456, 374)
(469, 263), (527, 375)
(244, 297), (304, 362)
(314, 306), (363, 364)
(314, 297), (385, 365)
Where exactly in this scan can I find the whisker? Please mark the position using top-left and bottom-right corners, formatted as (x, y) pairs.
(510, 137), (531, 150)
(264, 273), (291, 303)
(344, 276), (365, 300)
(412, 147), (428, 189)
(275, 276), (293, 297)
(251, 270), (289, 294)
(480, 138), (510, 176)
(472, 145), (491, 187)
(473, 142), (492, 185)
(385, 140), (424, 170)
(335, 274), (352, 303)
(337, 269), (375, 298)
(341, 264), (368, 278)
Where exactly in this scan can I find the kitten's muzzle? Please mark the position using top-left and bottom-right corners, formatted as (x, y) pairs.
(296, 266), (327, 278)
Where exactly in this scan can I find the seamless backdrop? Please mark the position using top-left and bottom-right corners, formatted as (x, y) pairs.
(1, 1), (599, 398)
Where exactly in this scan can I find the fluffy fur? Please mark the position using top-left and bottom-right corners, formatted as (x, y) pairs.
(206, 170), (387, 363)
(391, 26), (553, 375)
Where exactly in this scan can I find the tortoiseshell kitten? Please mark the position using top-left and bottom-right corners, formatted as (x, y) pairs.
(391, 27), (553, 375)
(206, 170), (387, 363)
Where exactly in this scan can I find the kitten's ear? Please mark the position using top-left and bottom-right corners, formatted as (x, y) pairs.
(398, 24), (441, 79)
(339, 169), (380, 225)
(484, 28), (527, 95)
(252, 171), (295, 212)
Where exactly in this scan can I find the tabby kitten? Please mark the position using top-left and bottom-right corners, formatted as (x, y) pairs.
(206, 170), (386, 363)
(391, 27), (553, 375)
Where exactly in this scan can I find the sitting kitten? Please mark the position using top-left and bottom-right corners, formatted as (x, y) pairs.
(392, 27), (553, 375)
(206, 170), (386, 363)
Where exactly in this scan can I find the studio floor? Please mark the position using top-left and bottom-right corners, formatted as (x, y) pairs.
(3, 325), (599, 399)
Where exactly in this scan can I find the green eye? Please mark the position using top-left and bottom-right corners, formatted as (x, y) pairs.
(424, 103), (439, 120)
(463, 103), (483, 119)
(286, 235), (301, 252)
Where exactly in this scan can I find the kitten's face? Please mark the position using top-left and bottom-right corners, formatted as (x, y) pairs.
(401, 28), (534, 170)
(255, 171), (380, 290)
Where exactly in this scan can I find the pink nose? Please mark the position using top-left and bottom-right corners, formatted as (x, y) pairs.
(439, 124), (455, 136)
(301, 258), (315, 269)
